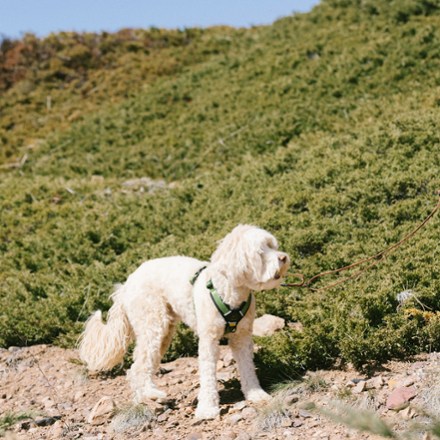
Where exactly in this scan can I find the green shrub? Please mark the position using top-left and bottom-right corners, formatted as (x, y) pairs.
(1, 0), (439, 382)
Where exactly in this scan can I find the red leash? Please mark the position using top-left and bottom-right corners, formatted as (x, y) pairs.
(282, 192), (440, 293)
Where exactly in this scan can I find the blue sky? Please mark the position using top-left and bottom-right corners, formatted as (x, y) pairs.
(0, 0), (320, 39)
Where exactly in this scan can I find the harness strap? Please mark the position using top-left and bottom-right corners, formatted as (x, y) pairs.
(189, 267), (252, 334)
(207, 280), (252, 334)
(190, 266), (207, 285)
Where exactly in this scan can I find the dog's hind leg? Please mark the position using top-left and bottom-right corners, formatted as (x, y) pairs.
(160, 312), (178, 359)
(125, 295), (171, 402)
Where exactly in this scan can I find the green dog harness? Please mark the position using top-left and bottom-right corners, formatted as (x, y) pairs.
(190, 267), (252, 334)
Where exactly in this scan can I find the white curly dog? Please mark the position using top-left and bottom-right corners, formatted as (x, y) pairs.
(79, 224), (290, 420)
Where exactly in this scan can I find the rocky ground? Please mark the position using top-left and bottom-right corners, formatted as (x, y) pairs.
(1, 343), (440, 440)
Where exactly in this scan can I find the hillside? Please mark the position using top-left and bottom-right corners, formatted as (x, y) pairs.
(1, 0), (440, 382)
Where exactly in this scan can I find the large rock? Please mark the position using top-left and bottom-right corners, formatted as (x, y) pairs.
(87, 396), (116, 425)
(386, 386), (417, 411)
(253, 314), (285, 337)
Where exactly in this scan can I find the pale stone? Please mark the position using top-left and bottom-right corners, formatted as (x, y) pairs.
(253, 314), (285, 337)
(281, 417), (293, 428)
(367, 376), (384, 390)
(186, 431), (204, 440)
(400, 377), (415, 387)
(228, 413), (243, 425)
(241, 407), (257, 420)
(222, 351), (235, 367)
(232, 401), (247, 411)
(401, 406), (416, 419)
(388, 378), (398, 389)
(353, 380), (367, 394)
(87, 396), (115, 425)
(283, 393), (299, 406)
(219, 430), (236, 440)
(50, 420), (64, 438)
(73, 390), (86, 402)
(41, 396), (56, 409)
(217, 371), (234, 381)
(298, 409), (313, 418)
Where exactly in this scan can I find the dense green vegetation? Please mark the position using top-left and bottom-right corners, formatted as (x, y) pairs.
(1, 0), (439, 379)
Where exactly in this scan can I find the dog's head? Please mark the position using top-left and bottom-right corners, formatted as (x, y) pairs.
(210, 224), (290, 291)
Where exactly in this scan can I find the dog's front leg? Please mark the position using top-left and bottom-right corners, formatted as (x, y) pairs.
(229, 331), (271, 403)
(195, 335), (220, 420)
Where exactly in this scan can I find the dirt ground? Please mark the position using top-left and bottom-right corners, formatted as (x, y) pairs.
(1, 344), (439, 440)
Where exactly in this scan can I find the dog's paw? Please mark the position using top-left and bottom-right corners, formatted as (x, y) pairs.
(135, 387), (168, 402)
(195, 404), (220, 420)
(245, 388), (271, 403)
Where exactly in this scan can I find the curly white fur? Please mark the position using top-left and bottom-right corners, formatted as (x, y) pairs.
(79, 224), (290, 419)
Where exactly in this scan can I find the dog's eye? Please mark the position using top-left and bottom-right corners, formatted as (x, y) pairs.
(265, 240), (277, 250)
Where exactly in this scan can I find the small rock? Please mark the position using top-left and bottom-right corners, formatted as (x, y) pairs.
(367, 376), (384, 390)
(121, 177), (167, 193)
(298, 409), (313, 419)
(157, 410), (171, 423)
(35, 416), (61, 427)
(400, 377), (415, 387)
(220, 430), (236, 440)
(218, 371), (234, 381)
(73, 391), (85, 403)
(235, 433), (252, 440)
(353, 380), (367, 394)
(18, 420), (35, 430)
(401, 406), (416, 419)
(42, 396), (57, 409)
(87, 396), (115, 425)
(281, 417), (293, 428)
(241, 407), (257, 420)
(149, 400), (166, 415)
(283, 394), (299, 406)
(293, 419), (304, 427)
(186, 431), (204, 440)
(388, 378), (398, 389)
(228, 413), (243, 425)
(386, 386), (417, 411)
(50, 420), (64, 438)
(152, 428), (166, 438)
(232, 401), (247, 411)
(222, 351), (234, 367)
(351, 378), (364, 384)
(253, 314), (285, 337)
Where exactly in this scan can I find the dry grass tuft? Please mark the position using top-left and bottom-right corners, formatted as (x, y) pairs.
(315, 401), (397, 438)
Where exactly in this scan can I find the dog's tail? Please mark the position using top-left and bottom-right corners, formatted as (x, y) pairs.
(78, 288), (133, 372)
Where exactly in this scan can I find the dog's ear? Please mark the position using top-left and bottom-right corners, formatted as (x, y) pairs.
(210, 225), (264, 282)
